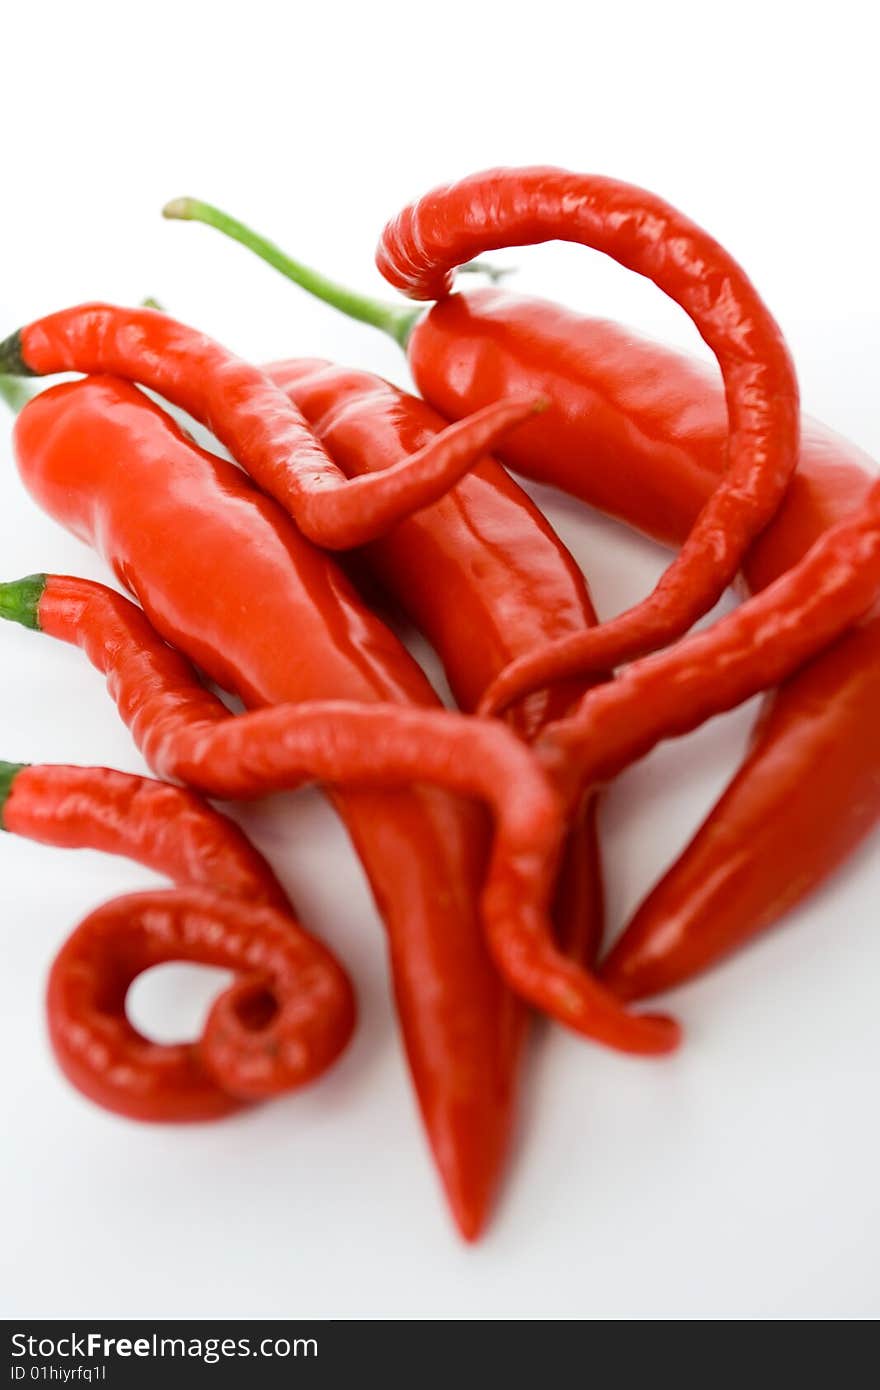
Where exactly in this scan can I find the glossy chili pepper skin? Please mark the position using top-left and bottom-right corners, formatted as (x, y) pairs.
(265, 359), (595, 729)
(10, 376), (524, 1240)
(603, 617), (880, 997)
(530, 479), (880, 1009)
(402, 287), (877, 557)
(538, 484), (880, 800)
(378, 166), (800, 691)
(0, 762), (355, 1119)
(393, 284), (880, 996)
(0, 572), (678, 1058)
(265, 356), (604, 962)
(0, 306), (540, 551)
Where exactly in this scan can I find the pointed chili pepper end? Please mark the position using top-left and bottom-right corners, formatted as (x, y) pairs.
(0, 330), (33, 377)
(0, 761), (26, 830)
(598, 946), (659, 1004)
(432, 1106), (511, 1241)
(642, 1011), (682, 1054)
(443, 1164), (496, 1243)
(0, 575), (47, 631)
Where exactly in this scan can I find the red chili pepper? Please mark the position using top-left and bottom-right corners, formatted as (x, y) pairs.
(0, 760), (355, 1119)
(0, 304), (540, 551)
(603, 615), (880, 998)
(4, 375), (659, 1238)
(264, 356), (604, 962)
(0, 569), (679, 1061)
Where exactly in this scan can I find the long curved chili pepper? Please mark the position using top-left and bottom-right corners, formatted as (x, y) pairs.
(264, 356), (604, 963)
(171, 198), (880, 997)
(0, 760), (355, 1119)
(0, 572), (677, 1058)
(4, 374), (603, 1241)
(0, 302), (541, 551)
(377, 166), (800, 703)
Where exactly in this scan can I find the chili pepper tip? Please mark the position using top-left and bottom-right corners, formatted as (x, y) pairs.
(0, 761), (26, 827)
(0, 575), (46, 631)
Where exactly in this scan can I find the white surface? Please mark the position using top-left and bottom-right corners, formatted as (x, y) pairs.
(2, 0), (878, 1321)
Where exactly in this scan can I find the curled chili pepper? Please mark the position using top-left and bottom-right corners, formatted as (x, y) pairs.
(0, 571), (680, 1058)
(0, 761), (355, 1119)
(0, 303), (541, 551)
(376, 166), (801, 708)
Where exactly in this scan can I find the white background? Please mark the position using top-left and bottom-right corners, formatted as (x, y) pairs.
(2, 1), (878, 1321)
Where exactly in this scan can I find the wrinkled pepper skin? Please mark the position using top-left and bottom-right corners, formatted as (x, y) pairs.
(1, 763), (356, 1119)
(12, 375), (523, 1240)
(397, 287), (880, 995)
(265, 357), (604, 962)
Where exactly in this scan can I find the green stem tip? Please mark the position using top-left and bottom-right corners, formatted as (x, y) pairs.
(0, 760), (26, 827)
(0, 574), (47, 630)
(457, 259), (516, 284)
(0, 330), (32, 378)
(162, 196), (423, 350)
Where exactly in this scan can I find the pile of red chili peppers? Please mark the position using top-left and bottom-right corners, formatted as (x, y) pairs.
(1, 165), (878, 1241)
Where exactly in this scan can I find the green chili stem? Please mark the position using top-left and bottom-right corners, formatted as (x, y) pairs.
(162, 197), (423, 350)
(456, 260), (515, 284)
(0, 575), (46, 631)
(0, 760), (26, 827)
